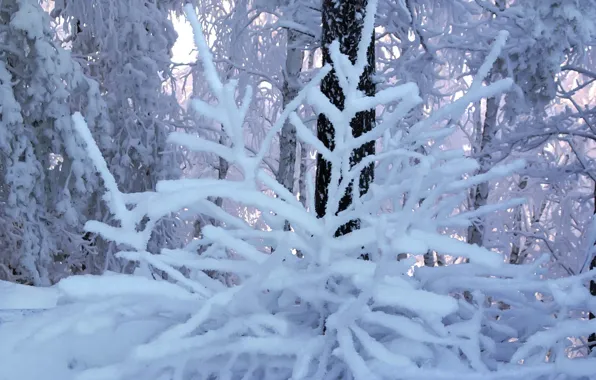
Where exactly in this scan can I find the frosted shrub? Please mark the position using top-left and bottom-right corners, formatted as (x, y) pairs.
(67, 2), (596, 380)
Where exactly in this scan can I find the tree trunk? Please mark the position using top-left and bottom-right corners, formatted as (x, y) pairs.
(315, 0), (375, 255)
(468, 92), (499, 247)
(590, 258), (596, 351)
(509, 205), (523, 265)
(212, 142), (229, 221)
(509, 178), (528, 265)
(276, 28), (303, 231)
(467, 1), (506, 250)
(464, 94), (499, 304)
(589, 182), (596, 352)
(298, 49), (314, 210)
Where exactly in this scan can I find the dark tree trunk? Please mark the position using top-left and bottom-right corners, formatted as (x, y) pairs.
(589, 182), (596, 352)
(315, 0), (375, 259)
(589, 254), (595, 351)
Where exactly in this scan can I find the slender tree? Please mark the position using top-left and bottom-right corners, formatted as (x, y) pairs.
(315, 0), (375, 249)
(276, 28), (302, 214)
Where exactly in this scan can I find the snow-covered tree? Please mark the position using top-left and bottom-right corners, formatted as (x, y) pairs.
(473, 2), (596, 327)
(0, 0), (112, 285)
(43, 3), (595, 379)
(393, 0), (596, 276)
(52, 0), (186, 269)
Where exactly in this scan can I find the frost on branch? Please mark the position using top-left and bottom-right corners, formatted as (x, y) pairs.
(65, 3), (596, 380)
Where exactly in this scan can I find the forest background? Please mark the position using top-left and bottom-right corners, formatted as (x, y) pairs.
(2, 0), (596, 379)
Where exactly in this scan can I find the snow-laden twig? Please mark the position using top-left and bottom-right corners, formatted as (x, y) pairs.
(72, 113), (147, 251)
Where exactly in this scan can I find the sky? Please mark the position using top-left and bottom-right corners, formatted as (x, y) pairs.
(172, 15), (196, 65)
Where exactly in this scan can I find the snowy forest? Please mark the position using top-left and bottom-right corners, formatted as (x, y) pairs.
(1, 0), (596, 378)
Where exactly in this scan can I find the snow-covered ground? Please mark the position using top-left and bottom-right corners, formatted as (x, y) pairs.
(0, 280), (59, 336)
(0, 280), (59, 310)
(0, 277), (197, 380)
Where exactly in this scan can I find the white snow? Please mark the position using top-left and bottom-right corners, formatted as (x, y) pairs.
(56, 274), (198, 302)
(0, 280), (59, 310)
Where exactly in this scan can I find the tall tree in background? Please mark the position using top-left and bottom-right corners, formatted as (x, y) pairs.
(262, 1), (317, 228)
(0, 0), (113, 284)
(54, 0), (186, 271)
(316, 0), (375, 246)
(276, 30), (303, 216)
